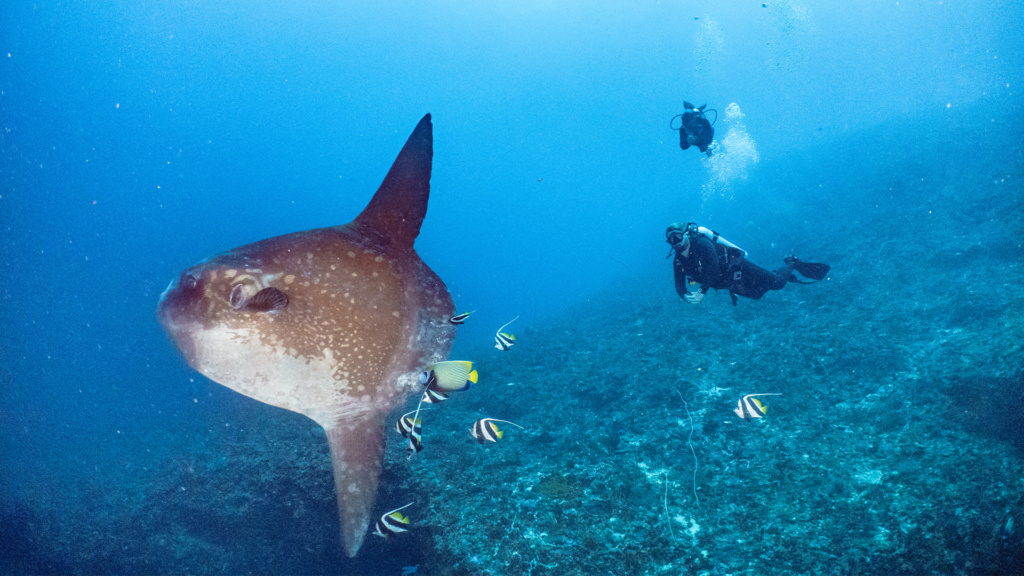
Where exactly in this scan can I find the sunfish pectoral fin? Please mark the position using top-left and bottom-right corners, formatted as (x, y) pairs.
(324, 412), (388, 557)
(244, 287), (289, 312)
(352, 113), (433, 251)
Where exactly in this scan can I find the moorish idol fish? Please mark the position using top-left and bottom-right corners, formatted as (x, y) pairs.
(471, 418), (525, 444)
(395, 411), (422, 438)
(495, 332), (516, 351)
(448, 310), (476, 325)
(420, 360), (478, 392)
(406, 426), (423, 455)
(734, 393), (782, 420)
(396, 411), (425, 455)
(494, 315), (520, 351)
(404, 361), (478, 458)
(421, 388), (450, 404)
(372, 502), (414, 538)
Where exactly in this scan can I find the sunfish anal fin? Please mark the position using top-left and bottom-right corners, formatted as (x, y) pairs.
(325, 413), (387, 558)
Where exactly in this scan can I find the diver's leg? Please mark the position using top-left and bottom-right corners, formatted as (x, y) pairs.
(737, 261), (789, 299)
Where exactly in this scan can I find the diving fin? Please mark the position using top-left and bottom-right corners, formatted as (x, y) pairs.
(683, 101), (694, 110)
(792, 259), (830, 281)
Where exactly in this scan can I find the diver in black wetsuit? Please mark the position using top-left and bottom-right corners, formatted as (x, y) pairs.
(665, 222), (830, 305)
(672, 102), (716, 156)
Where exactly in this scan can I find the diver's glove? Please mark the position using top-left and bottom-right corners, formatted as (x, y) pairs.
(684, 291), (704, 305)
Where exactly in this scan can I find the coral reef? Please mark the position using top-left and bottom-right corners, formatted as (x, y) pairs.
(386, 147), (1024, 575)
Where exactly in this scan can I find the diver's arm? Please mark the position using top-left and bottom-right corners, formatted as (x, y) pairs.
(692, 236), (722, 281)
(678, 238), (716, 304)
(673, 259), (691, 299)
(687, 274), (709, 304)
(674, 252), (706, 303)
(677, 270), (706, 304)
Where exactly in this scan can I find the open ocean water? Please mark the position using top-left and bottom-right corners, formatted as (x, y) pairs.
(1, 1), (1022, 575)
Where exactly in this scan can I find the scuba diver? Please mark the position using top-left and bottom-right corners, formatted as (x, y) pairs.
(665, 222), (831, 305)
(671, 102), (716, 157)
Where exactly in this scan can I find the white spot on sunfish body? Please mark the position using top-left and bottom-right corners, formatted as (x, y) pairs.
(187, 326), (348, 413)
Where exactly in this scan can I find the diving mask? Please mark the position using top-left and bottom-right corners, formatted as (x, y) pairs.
(665, 223), (687, 245)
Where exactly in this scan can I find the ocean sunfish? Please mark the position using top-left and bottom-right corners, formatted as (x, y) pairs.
(156, 114), (455, 557)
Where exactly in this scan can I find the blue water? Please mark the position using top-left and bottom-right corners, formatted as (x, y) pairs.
(2, 1), (1022, 574)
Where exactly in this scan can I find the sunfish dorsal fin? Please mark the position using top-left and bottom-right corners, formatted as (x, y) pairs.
(352, 113), (433, 250)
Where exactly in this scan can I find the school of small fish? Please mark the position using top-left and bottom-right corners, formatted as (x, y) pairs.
(373, 311), (526, 541)
(374, 310), (784, 542)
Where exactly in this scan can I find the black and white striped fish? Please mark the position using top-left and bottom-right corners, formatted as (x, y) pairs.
(494, 331), (516, 351)
(372, 503), (413, 538)
(395, 411), (422, 438)
(734, 393), (782, 420)
(470, 418), (525, 444)
(406, 426), (423, 455)
(404, 361), (479, 459)
(494, 316), (519, 351)
(421, 388), (450, 404)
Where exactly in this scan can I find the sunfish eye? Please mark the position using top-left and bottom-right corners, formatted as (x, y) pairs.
(229, 284), (246, 309)
(229, 281), (259, 310)
(183, 273), (198, 290)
